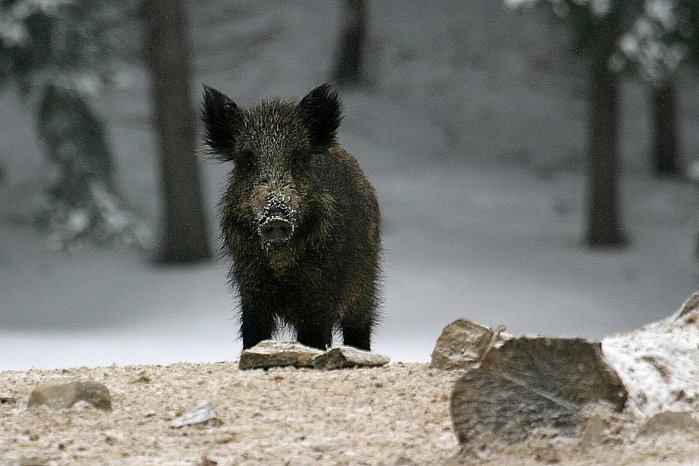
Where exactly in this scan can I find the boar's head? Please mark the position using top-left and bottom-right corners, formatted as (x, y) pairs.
(202, 84), (341, 247)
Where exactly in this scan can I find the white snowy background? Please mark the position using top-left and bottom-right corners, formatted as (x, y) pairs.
(0, 1), (697, 370)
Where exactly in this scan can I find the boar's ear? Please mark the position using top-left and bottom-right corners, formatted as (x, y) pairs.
(298, 84), (342, 152)
(201, 85), (242, 160)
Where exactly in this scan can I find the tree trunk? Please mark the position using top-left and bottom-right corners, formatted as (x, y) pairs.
(334, 0), (367, 86)
(585, 15), (627, 248)
(650, 82), (681, 177)
(144, 0), (211, 264)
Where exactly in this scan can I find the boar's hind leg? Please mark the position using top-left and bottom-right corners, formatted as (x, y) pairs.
(341, 320), (372, 351)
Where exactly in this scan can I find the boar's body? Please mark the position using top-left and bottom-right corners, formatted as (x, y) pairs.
(203, 84), (381, 351)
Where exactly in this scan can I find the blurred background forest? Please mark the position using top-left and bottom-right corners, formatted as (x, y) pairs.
(0, 0), (697, 369)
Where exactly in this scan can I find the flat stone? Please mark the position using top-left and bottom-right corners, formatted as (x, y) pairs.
(28, 380), (112, 411)
(313, 346), (390, 370)
(430, 319), (502, 370)
(451, 336), (626, 456)
(239, 340), (323, 370)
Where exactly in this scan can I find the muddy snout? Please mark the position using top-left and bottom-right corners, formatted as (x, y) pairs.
(257, 195), (297, 244)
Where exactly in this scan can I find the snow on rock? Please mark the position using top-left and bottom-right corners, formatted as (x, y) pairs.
(238, 340), (324, 370)
(239, 341), (390, 370)
(313, 346), (390, 370)
(602, 292), (699, 419)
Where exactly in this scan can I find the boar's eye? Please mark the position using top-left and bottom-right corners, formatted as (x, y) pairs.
(290, 152), (307, 171)
(236, 150), (256, 172)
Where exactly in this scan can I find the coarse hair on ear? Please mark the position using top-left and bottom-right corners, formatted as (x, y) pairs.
(201, 85), (242, 161)
(297, 84), (343, 152)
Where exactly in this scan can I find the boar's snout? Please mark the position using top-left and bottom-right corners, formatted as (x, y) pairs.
(259, 217), (294, 244)
(257, 194), (297, 245)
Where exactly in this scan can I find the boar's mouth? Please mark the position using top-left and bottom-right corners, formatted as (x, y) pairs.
(256, 195), (297, 245)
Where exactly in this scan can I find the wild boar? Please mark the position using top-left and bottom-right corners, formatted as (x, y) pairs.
(202, 84), (381, 351)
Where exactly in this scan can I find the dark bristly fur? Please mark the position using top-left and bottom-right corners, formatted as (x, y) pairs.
(202, 84), (381, 351)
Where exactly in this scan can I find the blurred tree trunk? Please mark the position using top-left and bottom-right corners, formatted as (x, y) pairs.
(334, 0), (367, 86)
(585, 14), (627, 248)
(650, 82), (681, 177)
(145, 0), (211, 264)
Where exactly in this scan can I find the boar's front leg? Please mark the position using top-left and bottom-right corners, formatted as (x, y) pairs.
(239, 291), (275, 350)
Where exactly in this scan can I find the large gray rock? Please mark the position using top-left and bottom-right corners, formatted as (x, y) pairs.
(313, 346), (390, 370)
(28, 380), (112, 411)
(430, 319), (502, 370)
(238, 340), (323, 370)
(451, 336), (627, 456)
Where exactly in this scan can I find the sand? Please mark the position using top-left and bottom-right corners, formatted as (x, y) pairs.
(1, 362), (697, 465)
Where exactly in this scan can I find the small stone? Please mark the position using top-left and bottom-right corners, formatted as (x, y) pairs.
(313, 346), (389, 370)
(638, 411), (699, 437)
(430, 319), (500, 370)
(394, 455), (418, 466)
(129, 370), (152, 384)
(673, 291), (699, 320)
(451, 336), (626, 456)
(239, 340), (323, 370)
(200, 456), (219, 466)
(170, 401), (221, 428)
(28, 380), (112, 411)
(579, 414), (608, 446)
(0, 393), (16, 405)
(18, 457), (48, 466)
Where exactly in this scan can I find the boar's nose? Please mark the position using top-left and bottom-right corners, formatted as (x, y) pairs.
(259, 217), (294, 244)
(257, 196), (296, 244)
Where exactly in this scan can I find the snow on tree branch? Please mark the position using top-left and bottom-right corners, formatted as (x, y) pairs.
(504, 0), (698, 83)
(619, 0), (691, 84)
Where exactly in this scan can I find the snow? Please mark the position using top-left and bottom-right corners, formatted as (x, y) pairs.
(575, 0), (612, 17)
(603, 298), (699, 418)
(645, 0), (677, 31)
(505, 0), (610, 17)
(0, 1), (697, 370)
(620, 12), (689, 84)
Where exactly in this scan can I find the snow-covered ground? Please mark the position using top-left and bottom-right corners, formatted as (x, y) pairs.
(1, 1), (697, 370)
